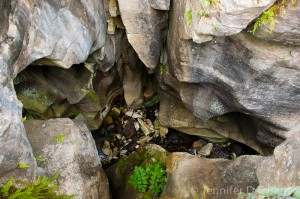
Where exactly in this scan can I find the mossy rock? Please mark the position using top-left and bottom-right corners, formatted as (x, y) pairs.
(106, 144), (168, 199)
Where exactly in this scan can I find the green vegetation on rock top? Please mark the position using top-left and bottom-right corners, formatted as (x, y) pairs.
(252, 0), (297, 34)
(0, 174), (76, 199)
(128, 162), (167, 199)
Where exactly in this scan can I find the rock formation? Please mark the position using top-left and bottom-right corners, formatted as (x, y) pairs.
(1, 0), (300, 198)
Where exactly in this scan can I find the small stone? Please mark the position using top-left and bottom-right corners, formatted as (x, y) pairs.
(198, 143), (213, 156)
(134, 121), (140, 131)
(125, 110), (143, 118)
(111, 107), (121, 119)
(159, 126), (168, 138)
(123, 118), (136, 139)
(137, 136), (151, 145)
(120, 150), (128, 156)
(102, 148), (111, 156)
(135, 145), (140, 149)
(115, 134), (122, 139)
(138, 118), (151, 136)
(104, 115), (113, 125)
(192, 140), (204, 150)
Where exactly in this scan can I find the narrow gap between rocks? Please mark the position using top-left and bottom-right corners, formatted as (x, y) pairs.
(91, 95), (261, 170)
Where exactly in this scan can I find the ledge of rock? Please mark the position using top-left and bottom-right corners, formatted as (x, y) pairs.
(161, 153), (264, 199)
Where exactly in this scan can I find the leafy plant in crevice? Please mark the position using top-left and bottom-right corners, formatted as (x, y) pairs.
(0, 174), (76, 199)
(252, 0), (297, 34)
(128, 162), (167, 198)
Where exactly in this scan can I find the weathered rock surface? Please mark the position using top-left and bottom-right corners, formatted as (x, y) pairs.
(180, 0), (275, 43)
(257, 132), (300, 188)
(253, 2), (300, 45)
(24, 119), (111, 199)
(159, 4), (300, 149)
(117, 0), (169, 70)
(0, 84), (37, 182)
(15, 63), (123, 130)
(0, 0), (107, 181)
(161, 153), (264, 199)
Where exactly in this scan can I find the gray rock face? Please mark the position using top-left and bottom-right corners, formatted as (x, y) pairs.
(117, 0), (169, 70)
(0, 84), (37, 182)
(182, 0), (275, 43)
(159, 4), (300, 149)
(24, 119), (111, 199)
(257, 131), (300, 188)
(0, 0), (107, 182)
(253, 2), (300, 45)
(161, 153), (263, 199)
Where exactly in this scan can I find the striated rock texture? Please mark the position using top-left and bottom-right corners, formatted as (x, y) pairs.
(253, 1), (300, 45)
(24, 119), (111, 199)
(181, 0), (275, 43)
(158, 0), (300, 152)
(117, 0), (169, 70)
(0, 0), (106, 181)
(161, 153), (263, 199)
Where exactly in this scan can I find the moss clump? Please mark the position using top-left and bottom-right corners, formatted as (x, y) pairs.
(0, 174), (76, 199)
(252, 0), (297, 34)
(184, 10), (193, 24)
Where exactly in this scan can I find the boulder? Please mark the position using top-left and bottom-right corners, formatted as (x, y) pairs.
(0, 84), (37, 182)
(160, 7), (300, 148)
(24, 119), (111, 199)
(257, 132), (300, 188)
(117, 0), (169, 70)
(0, 0), (107, 181)
(161, 153), (264, 199)
(252, 2), (300, 45)
(173, 0), (275, 43)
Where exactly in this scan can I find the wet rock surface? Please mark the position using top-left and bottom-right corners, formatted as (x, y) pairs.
(24, 119), (111, 199)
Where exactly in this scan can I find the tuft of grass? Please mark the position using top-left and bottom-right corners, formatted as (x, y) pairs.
(0, 174), (76, 199)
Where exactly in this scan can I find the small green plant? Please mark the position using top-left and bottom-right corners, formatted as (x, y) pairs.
(54, 133), (66, 144)
(252, 0), (297, 34)
(0, 174), (76, 199)
(128, 162), (167, 198)
(17, 163), (29, 169)
(195, 9), (209, 17)
(184, 10), (193, 24)
(204, 0), (211, 7)
(159, 63), (166, 74)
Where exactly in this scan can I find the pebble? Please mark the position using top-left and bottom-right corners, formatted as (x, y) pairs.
(192, 140), (204, 150)
(120, 150), (128, 156)
(198, 143), (213, 156)
(102, 148), (111, 156)
(125, 110), (143, 118)
(138, 118), (151, 136)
